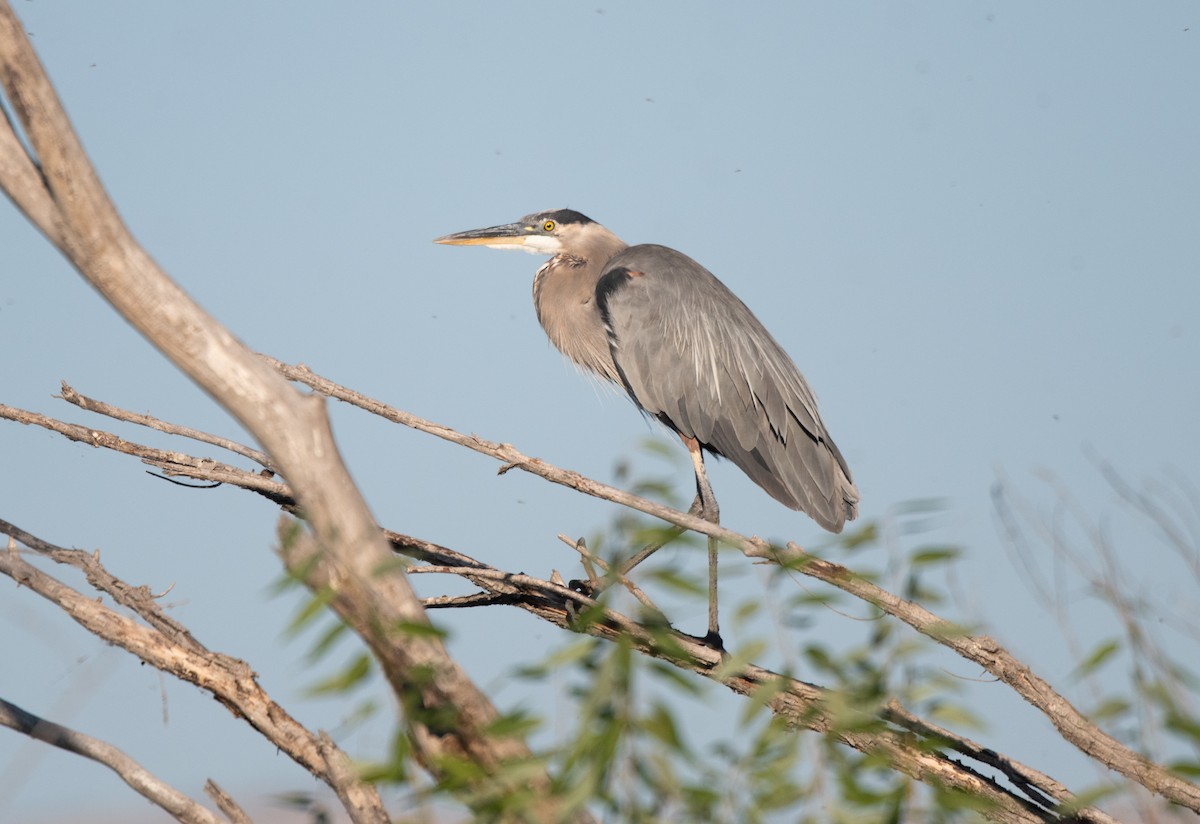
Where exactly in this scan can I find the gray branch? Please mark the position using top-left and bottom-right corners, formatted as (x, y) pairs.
(0, 524), (385, 824)
(0, 408), (1121, 822)
(0, 696), (228, 824)
(0, 3), (577, 821)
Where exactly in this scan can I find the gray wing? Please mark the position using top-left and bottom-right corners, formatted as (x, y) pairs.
(596, 244), (859, 533)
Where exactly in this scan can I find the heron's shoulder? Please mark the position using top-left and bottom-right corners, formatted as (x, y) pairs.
(604, 243), (718, 281)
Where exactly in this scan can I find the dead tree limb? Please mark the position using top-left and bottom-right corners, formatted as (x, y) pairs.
(0, 696), (229, 824)
(0, 410), (1124, 822)
(0, 527), (384, 823)
(2, 0), (1192, 818)
(0, 4), (583, 821)
(266, 360), (1200, 815)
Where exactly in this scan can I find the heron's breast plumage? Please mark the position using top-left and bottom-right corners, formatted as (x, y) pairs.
(532, 254), (621, 384)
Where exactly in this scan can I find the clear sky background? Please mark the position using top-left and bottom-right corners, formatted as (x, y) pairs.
(2, 3), (1198, 822)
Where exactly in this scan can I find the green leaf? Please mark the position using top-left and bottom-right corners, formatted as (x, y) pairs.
(522, 639), (596, 677)
(1168, 759), (1200, 779)
(370, 555), (411, 577)
(927, 621), (974, 641)
(639, 435), (687, 464)
(731, 598), (762, 626)
(1072, 639), (1121, 679)
(358, 730), (412, 784)
(908, 545), (961, 566)
(305, 652), (372, 696)
(305, 619), (350, 662)
(1087, 697), (1131, 723)
(1165, 712), (1200, 745)
(647, 660), (706, 696)
(927, 702), (986, 731)
(839, 520), (879, 551)
(391, 619), (449, 640)
(1054, 783), (1121, 815)
(712, 640), (766, 680)
(642, 567), (707, 596)
(487, 711), (541, 739)
(642, 702), (685, 752)
(740, 677), (788, 724)
(283, 588), (336, 637)
(892, 498), (948, 516)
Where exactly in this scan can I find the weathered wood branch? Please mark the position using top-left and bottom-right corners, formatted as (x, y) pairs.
(0, 524), (385, 823)
(59, 382), (275, 470)
(0, 3), (581, 820)
(2, 1), (1192, 819)
(0, 405), (1124, 823)
(268, 360), (1200, 815)
(0, 695), (230, 824)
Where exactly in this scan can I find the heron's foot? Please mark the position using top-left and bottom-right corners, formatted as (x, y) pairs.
(693, 628), (725, 653)
(568, 577), (600, 598)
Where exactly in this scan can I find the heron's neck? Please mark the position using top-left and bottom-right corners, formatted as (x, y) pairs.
(532, 231), (628, 384)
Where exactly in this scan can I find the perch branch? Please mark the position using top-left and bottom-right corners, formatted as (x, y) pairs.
(261, 361), (1200, 815)
(6, 416), (1114, 823)
(556, 533), (661, 614)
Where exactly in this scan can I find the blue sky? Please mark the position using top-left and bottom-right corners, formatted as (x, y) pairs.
(3, 3), (1198, 821)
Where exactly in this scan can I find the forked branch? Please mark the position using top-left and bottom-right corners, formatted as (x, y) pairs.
(0, 404), (1125, 823)
(0, 3), (580, 820)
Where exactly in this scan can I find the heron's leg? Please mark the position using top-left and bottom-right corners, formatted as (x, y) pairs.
(684, 437), (722, 648)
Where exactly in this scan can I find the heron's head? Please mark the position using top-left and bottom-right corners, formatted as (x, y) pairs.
(435, 209), (620, 258)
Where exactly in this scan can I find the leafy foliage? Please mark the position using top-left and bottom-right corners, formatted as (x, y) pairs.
(275, 444), (1200, 822)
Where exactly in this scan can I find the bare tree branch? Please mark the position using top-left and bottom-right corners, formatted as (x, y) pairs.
(0, 391), (1169, 821)
(268, 360), (1200, 815)
(0, 403), (292, 502)
(7, 415), (1104, 820)
(0, 523), (387, 824)
(0, 696), (229, 824)
(2, 2), (1192, 819)
(0, 5), (579, 819)
(755, 542), (1200, 813)
(204, 781), (252, 824)
(59, 381), (275, 471)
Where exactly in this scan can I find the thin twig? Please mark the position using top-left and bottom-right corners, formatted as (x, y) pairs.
(204, 780), (252, 824)
(59, 381), (274, 470)
(0, 9), (562, 816)
(261, 355), (733, 541)
(422, 592), (512, 609)
(263, 358), (1200, 814)
(0, 404), (291, 502)
(5, 386), (1185, 815)
(555, 533), (660, 614)
(2, 518), (203, 648)
(0, 697), (225, 824)
(570, 534), (604, 583)
(0, 522), (387, 823)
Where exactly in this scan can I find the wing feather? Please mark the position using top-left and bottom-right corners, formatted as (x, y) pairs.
(598, 244), (859, 532)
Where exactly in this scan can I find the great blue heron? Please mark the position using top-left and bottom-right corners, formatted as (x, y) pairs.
(436, 209), (858, 644)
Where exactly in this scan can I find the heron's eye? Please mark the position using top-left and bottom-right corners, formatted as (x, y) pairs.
(543, 220), (556, 232)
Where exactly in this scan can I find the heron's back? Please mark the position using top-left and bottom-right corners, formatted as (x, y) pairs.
(596, 244), (859, 532)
